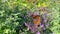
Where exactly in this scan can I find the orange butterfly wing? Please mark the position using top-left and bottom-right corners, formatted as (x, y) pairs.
(32, 15), (41, 26)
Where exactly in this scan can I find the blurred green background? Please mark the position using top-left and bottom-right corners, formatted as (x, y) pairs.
(0, 0), (60, 34)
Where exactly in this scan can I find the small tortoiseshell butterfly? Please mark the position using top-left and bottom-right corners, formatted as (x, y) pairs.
(31, 13), (41, 26)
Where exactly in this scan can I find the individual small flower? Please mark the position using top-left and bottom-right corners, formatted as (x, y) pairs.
(24, 16), (26, 19)
(25, 23), (29, 27)
(42, 13), (48, 23)
(43, 16), (47, 23)
(43, 27), (46, 30)
(35, 25), (38, 28)
(44, 19), (47, 23)
(31, 26), (37, 32)
(40, 23), (44, 28)
(36, 31), (40, 34)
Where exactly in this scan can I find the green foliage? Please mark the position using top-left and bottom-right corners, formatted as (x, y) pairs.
(0, 0), (60, 34)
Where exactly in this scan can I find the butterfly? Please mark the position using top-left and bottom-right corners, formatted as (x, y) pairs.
(31, 14), (42, 26)
(27, 12), (42, 26)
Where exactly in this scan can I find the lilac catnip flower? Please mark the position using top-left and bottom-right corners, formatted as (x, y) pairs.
(25, 23), (38, 32)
